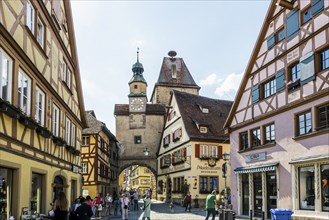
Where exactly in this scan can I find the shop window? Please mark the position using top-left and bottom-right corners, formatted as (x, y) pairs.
(0, 47), (13, 101)
(199, 176), (218, 194)
(299, 166), (315, 210)
(317, 104), (329, 131)
(239, 131), (249, 150)
(31, 173), (43, 213)
(173, 176), (184, 193)
(264, 124), (275, 144)
(251, 127), (261, 147)
(321, 164), (329, 211)
(297, 111), (312, 136)
(0, 167), (13, 220)
(242, 174), (250, 215)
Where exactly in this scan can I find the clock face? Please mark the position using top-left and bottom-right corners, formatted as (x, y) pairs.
(130, 98), (145, 111)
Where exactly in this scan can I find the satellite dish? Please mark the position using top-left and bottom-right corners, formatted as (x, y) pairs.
(168, 50), (177, 58)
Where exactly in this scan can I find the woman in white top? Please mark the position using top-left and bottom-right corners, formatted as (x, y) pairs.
(142, 194), (151, 220)
(121, 194), (130, 220)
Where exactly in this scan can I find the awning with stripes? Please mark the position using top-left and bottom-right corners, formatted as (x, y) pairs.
(234, 162), (279, 174)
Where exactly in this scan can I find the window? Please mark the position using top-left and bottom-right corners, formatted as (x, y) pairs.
(202, 108), (209, 113)
(286, 9), (299, 40)
(71, 124), (76, 147)
(171, 64), (177, 78)
(263, 78), (276, 98)
(199, 176), (218, 194)
(160, 155), (171, 168)
(36, 17), (44, 47)
(167, 110), (176, 121)
(251, 128), (261, 147)
(172, 148), (186, 164)
(134, 85), (138, 89)
(288, 63), (301, 90)
(173, 128), (182, 142)
(317, 104), (329, 130)
(82, 136), (90, 146)
(173, 177), (184, 192)
(200, 145), (209, 158)
(239, 131), (249, 150)
(18, 69), (31, 115)
(65, 117), (71, 145)
(0, 48), (13, 101)
(252, 84), (259, 103)
(298, 111), (312, 136)
(209, 146), (218, 158)
(35, 87), (45, 126)
(320, 48), (329, 71)
(26, 0), (35, 32)
(163, 134), (170, 147)
(200, 126), (208, 133)
(277, 28), (285, 42)
(81, 163), (87, 174)
(299, 166), (315, 210)
(134, 136), (141, 144)
(62, 60), (71, 89)
(31, 173), (43, 213)
(67, 68), (71, 88)
(52, 105), (60, 137)
(264, 124), (275, 144)
(320, 164), (329, 211)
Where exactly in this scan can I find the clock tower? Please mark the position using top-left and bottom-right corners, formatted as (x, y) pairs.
(129, 49), (147, 113)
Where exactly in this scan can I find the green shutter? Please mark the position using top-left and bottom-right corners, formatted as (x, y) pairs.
(252, 84), (259, 103)
(312, 0), (324, 16)
(300, 52), (315, 85)
(276, 70), (285, 92)
(286, 10), (299, 40)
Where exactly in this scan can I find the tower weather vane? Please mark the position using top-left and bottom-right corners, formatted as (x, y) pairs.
(137, 47), (139, 62)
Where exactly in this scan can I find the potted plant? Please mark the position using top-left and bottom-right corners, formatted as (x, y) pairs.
(52, 136), (66, 146)
(36, 126), (53, 138)
(0, 99), (21, 119)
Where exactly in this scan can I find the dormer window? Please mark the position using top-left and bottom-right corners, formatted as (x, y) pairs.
(171, 64), (177, 78)
(202, 108), (209, 114)
(200, 126), (208, 133)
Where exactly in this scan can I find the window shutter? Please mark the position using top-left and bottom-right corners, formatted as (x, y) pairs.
(252, 84), (259, 103)
(218, 146), (223, 159)
(195, 144), (200, 158)
(286, 10), (299, 40)
(267, 33), (275, 49)
(300, 52), (315, 86)
(276, 70), (285, 92)
(312, 0), (324, 16)
(183, 148), (187, 160)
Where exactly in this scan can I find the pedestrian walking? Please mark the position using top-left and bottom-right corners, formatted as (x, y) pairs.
(205, 190), (217, 220)
(121, 194), (130, 220)
(75, 197), (93, 220)
(142, 194), (151, 220)
(105, 193), (112, 215)
(54, 191), (69, 220)
(184, 191), (192, 212)
(113, 198), (119, 216)
(133, 190), (139, 211)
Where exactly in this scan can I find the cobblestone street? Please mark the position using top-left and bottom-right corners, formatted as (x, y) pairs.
(98, 200), (209, 220)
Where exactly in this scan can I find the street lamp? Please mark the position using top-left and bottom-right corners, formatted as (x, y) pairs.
(222, 152), (230, 204)
(143, 148), (150, 156)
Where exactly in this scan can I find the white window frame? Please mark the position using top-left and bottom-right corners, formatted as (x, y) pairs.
(200, 145), (209, 158)
(81, 163), (87, 174)
(52, 105), (60, 137)
(36, 17), (44, 47)
(71, 124), (76, 147)
(65, 117), (71, 145)
(62, 61), (67, 82)
(209, 145), (218, 158)
(0, 48), (13, 101)
(18, 69), (31, 115)
(26, 0), (35, 32)
(200, 126), (208, 133)
(35, 87), (45, 126)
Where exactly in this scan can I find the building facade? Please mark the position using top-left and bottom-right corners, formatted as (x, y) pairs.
(81, 111), (118, 199)
(224, 1), (329, 219)
(130, 165), (156, 197)
(0, 0), (86, 219)
(157, 91), (233, 206)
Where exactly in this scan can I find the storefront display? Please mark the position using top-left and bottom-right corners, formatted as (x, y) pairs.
(0, 167), (12, 220)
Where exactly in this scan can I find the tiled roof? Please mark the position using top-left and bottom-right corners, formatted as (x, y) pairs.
(114, 104), (166, 115)
(174, 91), (233, 141)
(155, 57), (200, 89)
(83, 111), (116, 140)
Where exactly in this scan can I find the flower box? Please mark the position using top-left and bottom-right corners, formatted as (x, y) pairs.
(52, 136), (66, 146)
(36, 126), (52, 138)
(0, 99), (20, 119)
(74, 149), (81, 156)
(18, 115), (38, 130)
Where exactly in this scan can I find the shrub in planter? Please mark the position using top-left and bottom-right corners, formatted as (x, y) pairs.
(52, 136), (66, 146)
(36, 126), (52, 138)
(0, 99), (20, 119)
(18, 115), (38, 130)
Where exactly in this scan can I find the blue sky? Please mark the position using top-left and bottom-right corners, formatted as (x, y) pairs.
(71, 0), (270, 134)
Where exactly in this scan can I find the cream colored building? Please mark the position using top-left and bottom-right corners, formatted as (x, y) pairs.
(130, 165), (156, 198)
(157, 91), (233, 206)
(0, 0), (86, 219)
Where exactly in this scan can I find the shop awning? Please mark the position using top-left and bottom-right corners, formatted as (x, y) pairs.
(234, 162), (279, 174)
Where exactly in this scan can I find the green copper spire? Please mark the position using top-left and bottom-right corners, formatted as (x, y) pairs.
(132, 48), (144, 75)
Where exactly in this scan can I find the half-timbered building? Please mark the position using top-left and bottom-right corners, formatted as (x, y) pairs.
(224, 1), (329, 219)
(0, 0), (86, 218)
(81, 111), (118, 199)
(157, 91), (232, 206)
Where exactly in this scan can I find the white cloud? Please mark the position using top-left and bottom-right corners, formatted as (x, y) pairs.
(200, 73), (219, 86)
(214, 72), (243, 99)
